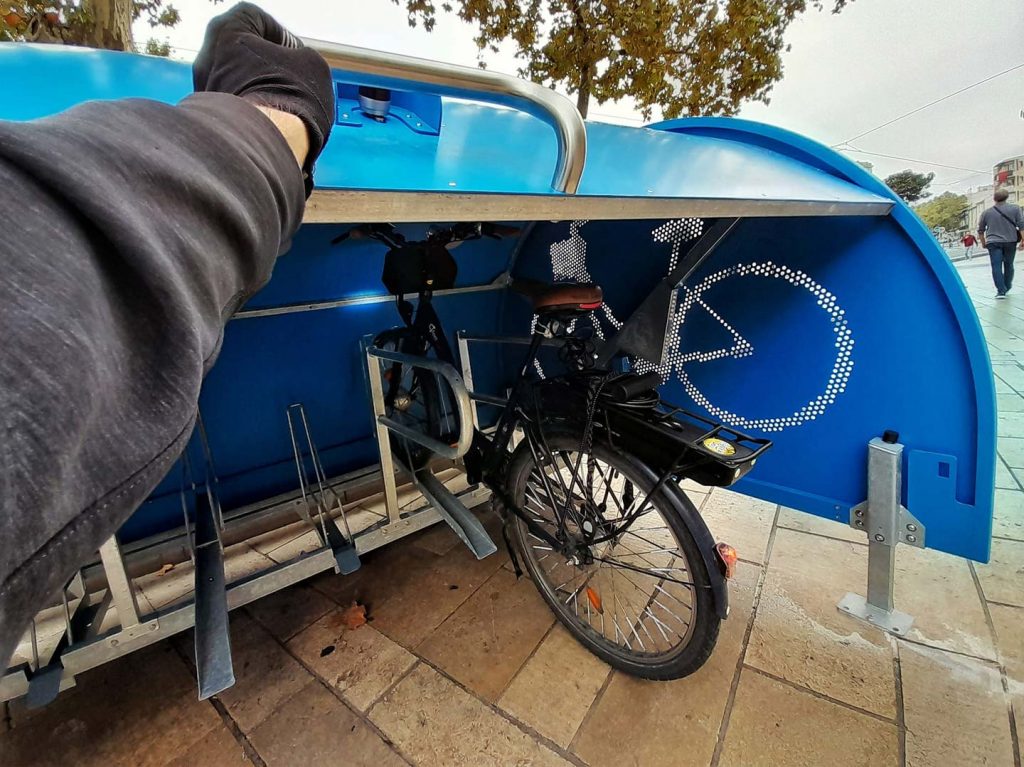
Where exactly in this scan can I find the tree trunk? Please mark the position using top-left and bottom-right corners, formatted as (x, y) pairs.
(576, 64), (591, 119)
(82, 0), (134, 51)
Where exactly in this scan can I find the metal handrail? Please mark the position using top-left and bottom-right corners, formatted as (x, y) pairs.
(302, 37), (587, 194)
(367, 346), (475, 460)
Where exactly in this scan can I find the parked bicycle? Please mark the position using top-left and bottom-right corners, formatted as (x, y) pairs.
(335, 222), (771, 679)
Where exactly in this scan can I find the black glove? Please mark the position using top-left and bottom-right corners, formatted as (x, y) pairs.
(193, 2), (335, 195)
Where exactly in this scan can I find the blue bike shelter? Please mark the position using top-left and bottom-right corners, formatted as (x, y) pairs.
(0, 41), (996, 700)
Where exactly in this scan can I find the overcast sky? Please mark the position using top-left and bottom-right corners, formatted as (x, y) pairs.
(139, 0), (1024, 193)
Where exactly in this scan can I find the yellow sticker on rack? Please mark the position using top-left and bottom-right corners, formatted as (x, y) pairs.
(702, 438), (736, 456)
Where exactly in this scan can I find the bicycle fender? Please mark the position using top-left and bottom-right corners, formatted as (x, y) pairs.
(624, 458), (730, 621)
(660, 482), (730, 621)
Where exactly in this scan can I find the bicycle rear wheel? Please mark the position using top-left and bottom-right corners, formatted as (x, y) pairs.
(506, 431), (720, 679)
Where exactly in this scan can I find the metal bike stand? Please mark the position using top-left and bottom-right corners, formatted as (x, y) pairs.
(20, 572), (88, 708)
(286, 403), (362, 575)
(3, 441), (495, 704)
(364, 341), (496, 558)
(183, 419), (235, 700)
(192, 493), (234, 699)
(99, 535), (145, 633)
(837, 434), (925, 636)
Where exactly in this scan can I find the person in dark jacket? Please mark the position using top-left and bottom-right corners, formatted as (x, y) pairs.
(978, 188), (1024, 299)
(0, 3), (334, 668)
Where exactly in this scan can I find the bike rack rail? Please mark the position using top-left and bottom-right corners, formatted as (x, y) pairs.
(365, 345), (475, 462)
(2, 456), (490, 705)
(302, 37), (588, 194)
(364, 342), (496, 559)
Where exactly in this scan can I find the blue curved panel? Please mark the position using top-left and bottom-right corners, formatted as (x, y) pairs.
(651, 119), (995, 562)
(0, 45), (992, 561)
(0, 45), (887, 206)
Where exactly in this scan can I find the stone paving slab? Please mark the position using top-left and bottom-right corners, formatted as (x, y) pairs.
(747, 529), (898, 717)
(700, 489), (777, 564)
(250, 681), (407, 767)
(1, 643), (222, 767)
(573, 563), (759, 767)
(900, 642), (1014, 767)
(990, 602), (1024, 754)
(497, 625), (610, 748)
(718, 668), (899, 767)
(417, 567), (554, 702)
(976, 537), (1024, 607)
(893, 545), (995, 660)
(287, 610), (417, 712)
(994, 488), (1024, 540)
(369, 664), (568, 767)
(210, 612), (313, 735)
(776, 504), (866, 544)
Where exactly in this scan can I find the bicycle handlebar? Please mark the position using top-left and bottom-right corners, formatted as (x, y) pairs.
(331, 222), (520, 250)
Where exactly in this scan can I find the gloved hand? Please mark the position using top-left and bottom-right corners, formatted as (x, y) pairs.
(193, 2), (335, 195)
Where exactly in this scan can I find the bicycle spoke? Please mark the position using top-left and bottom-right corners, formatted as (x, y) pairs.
(621, 528), (674, 551)
(614, 592), (646, 652)
(593, 555), (694, 587)
(654, 582), (694, 609)
(645, 606), (673, 643)
(613, 546), (681, 558)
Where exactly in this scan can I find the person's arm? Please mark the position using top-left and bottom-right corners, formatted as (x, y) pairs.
(254, 106), (310, 167)
(979, 212), (987, 247)
(0, 2), (334, 667)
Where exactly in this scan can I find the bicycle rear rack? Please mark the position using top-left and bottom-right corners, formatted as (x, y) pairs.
(365, 342), (496, 559)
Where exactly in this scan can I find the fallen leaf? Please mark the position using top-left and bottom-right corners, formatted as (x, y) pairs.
(156, 563), (174, 576)
(339, 602), (367, 630)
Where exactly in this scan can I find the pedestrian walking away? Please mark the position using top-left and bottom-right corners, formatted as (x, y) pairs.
(978, 188), (1024, 298)
(962, 231), (977, 259)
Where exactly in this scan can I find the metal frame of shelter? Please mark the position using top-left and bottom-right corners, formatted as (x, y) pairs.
(3, 39), (964, 707)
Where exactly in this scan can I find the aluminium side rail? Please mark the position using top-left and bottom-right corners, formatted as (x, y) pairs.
(301, 37), (587, 194)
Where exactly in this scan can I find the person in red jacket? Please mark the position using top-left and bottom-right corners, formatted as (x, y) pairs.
(962, 232), (977, 260)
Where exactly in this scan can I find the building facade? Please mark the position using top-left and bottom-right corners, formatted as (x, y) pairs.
(962, 156), (1024, 232)
(964, 184), (995, 232)
(994, 155), (1024, 205)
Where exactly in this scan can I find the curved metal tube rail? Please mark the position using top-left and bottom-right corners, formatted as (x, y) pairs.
(302, 37), (587, 194)
(366, 346), (475, 461)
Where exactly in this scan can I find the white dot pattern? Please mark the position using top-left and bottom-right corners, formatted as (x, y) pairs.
(530, 221), (855, 432)
(652, 217), (704, 271)
(534, 221), (623, 377)
(666, 261), (855, 432)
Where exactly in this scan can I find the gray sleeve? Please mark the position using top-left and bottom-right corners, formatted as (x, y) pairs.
(978, 210), (988, 235)
(0, 93), (305, 665)
(1016, 206), (1024, 229)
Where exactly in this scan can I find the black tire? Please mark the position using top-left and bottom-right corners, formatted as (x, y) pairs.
(506, 431), (720, 679)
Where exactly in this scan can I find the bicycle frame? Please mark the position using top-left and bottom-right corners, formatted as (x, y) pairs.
(461, 318), (770, 567)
